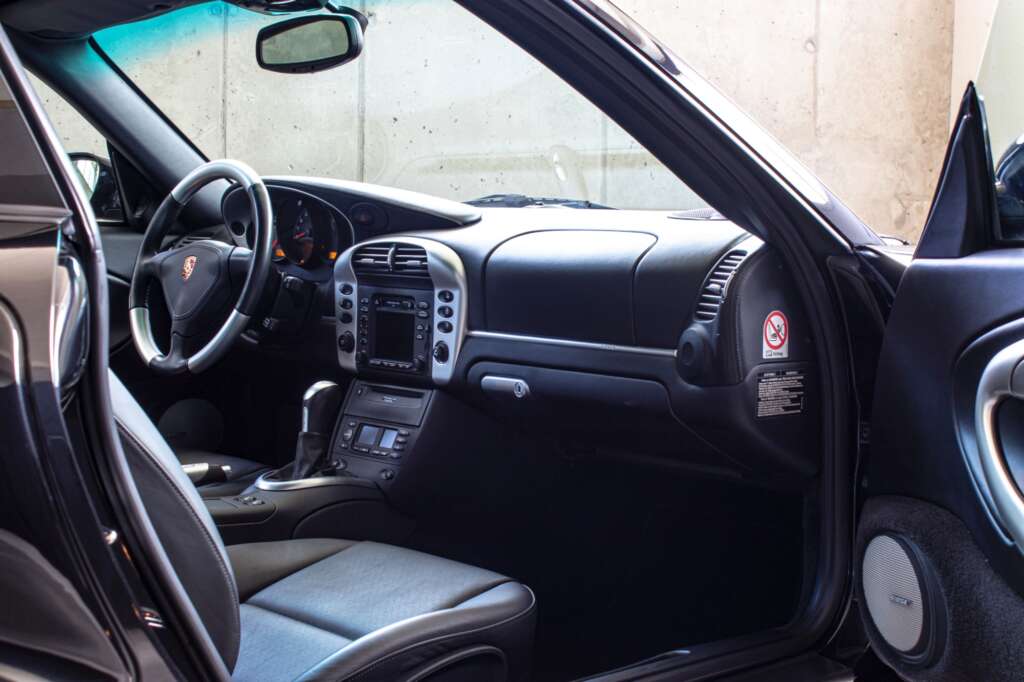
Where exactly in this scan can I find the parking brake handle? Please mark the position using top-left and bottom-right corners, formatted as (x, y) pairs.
(290, 380), (343, 479)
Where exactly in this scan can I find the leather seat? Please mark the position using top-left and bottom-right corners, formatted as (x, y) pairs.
(175, 448), (270, 498)
(109, 372), (536, 681)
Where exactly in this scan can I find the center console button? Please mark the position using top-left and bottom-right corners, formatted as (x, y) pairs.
(380, 469), (395, 481)
(337, 332), (355, 352)
(340, 312), (353, 324)
(340, 299), (353, 310)
(438, 321), (453, 333)
(416, 310), (429, 319)
(438, 290), (454, 302)
(340, 283), (353, 295)
(417, 301), (429, 310)
(432, 341), (449, 363)
(438, 305), (453, 318)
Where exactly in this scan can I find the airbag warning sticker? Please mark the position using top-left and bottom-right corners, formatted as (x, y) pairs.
(762, 310), (789, 359)
(757, 370), (805, 417)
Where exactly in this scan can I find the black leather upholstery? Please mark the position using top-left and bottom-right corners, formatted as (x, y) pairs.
(229, 539), (536, 681)
(110, 373), (537, 681)
(110, 372), (242, 669)
(175, 448), (270, 497)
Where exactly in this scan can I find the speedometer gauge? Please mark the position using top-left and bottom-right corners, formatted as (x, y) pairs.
(273, 196), (339, 268)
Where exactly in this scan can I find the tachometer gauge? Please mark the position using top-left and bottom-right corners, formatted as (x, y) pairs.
(270, 193), (342, 268)
(275, 198), (317, 266)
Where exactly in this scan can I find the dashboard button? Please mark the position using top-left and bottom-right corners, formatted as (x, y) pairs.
(340, 283), (353, 295)
(438, 306), (453, 318)
(432, 341), (449, 363)
(337, 332), (355, 353)
(340, 312), (353, 324)
(438, 321), (453, 333)
(417, 310), (429, 319)
(340, 299), (353, 310)
(380, 469), (395, 481)
(417, 301), (429, 310)
(438, 290), (454, 302)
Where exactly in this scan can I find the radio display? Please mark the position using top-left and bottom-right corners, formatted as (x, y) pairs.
(374, 310), (415, 361)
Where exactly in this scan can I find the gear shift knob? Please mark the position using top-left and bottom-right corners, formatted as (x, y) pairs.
(302, 380), (342, 435)
(290, 380), (343, 480)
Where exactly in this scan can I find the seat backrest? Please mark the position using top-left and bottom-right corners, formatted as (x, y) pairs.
(108, 371), (240, 670)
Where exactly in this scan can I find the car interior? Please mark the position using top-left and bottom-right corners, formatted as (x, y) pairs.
(1, 1), (836, 680)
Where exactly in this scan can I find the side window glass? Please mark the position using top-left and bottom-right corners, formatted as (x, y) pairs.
(28, 76), (123, 221)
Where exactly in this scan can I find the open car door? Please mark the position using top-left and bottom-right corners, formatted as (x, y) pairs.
(860, 85), (1024, 680)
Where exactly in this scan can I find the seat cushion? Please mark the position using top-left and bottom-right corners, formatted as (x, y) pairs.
(227, 539), (536, 682)
(176, 449), (270, 497)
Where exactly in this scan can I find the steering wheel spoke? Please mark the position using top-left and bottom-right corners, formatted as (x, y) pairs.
(128, 160), (273, 376)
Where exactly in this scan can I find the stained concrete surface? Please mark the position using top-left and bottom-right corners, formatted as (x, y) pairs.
(31, 0), (962, 242)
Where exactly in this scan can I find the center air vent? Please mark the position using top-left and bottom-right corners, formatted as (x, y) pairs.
(352, 242), (430, 278)
(694, 250), (748, 321)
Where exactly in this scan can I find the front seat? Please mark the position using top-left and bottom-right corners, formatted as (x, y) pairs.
(109, 372), (536, 681)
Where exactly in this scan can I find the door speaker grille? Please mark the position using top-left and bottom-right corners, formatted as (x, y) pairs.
(862, 534), (925, 653)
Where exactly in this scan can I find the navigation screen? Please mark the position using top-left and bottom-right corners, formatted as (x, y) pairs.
(374, 310), (415, 361)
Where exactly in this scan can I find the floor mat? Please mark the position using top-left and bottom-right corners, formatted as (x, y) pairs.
(405, 450), (806, 681)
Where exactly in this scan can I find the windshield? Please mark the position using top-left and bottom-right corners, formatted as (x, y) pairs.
(93, 1), (708, 211)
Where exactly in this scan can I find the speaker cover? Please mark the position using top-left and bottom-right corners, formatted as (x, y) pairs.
(862, 534), (925, 652)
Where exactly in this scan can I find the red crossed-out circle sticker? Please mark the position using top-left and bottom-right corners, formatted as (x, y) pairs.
(763, 310), (788, 350)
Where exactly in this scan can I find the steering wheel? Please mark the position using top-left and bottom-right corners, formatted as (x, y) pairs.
(129, 160), (273, 375)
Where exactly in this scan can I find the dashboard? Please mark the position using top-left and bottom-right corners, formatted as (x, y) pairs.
(219, 175), (819, 482)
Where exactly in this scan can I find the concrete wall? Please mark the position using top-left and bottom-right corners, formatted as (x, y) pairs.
(32, 0), (963, 242)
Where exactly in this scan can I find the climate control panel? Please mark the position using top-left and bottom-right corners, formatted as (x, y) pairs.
(333, 238), (467, 385)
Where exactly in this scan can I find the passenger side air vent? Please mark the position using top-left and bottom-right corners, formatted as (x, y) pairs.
(352, 242), (430, 278)
(694, 250), (748, 321)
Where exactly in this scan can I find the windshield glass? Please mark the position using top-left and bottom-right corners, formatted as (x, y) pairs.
(93, 1), (707, 211)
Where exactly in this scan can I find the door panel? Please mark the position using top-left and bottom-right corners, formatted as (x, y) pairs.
(864, 86), (1024, 680)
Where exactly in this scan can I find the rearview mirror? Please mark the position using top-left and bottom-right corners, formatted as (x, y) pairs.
(256, 14), (365, 74)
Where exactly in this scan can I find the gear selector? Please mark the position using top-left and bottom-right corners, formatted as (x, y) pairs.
(288, 380), (343, 479)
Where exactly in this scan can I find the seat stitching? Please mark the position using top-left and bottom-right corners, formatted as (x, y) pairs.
(447, 578), (514, 609)
(244, 541), (362, 603)
(295, 585), (537, 682)
(247, 592), (366, 641)
(242, 603), (353, 645)
(115, 420), (241, 651)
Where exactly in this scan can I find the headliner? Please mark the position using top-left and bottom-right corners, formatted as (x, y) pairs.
(0, 0), (209, 39)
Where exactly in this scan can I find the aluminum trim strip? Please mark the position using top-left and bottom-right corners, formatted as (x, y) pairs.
(467, 330), (676, 357)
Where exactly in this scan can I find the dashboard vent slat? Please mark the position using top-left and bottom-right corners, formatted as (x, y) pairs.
(694, 250), (748, 321)
(352, 242), (430, 278)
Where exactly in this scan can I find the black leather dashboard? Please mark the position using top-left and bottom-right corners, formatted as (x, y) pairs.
(220, 177), (819, 481)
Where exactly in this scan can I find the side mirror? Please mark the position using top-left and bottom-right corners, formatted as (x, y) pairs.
(256, 14), (365, 74)
(68, 153), (123, 222)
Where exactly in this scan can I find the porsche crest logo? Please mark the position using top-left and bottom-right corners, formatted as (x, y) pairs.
(181, 255), (198, 281)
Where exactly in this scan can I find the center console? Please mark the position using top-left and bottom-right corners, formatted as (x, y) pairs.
(206, 379), (431, 545)
(329, 380), (432, 485)
(333, 237), (467, 386)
